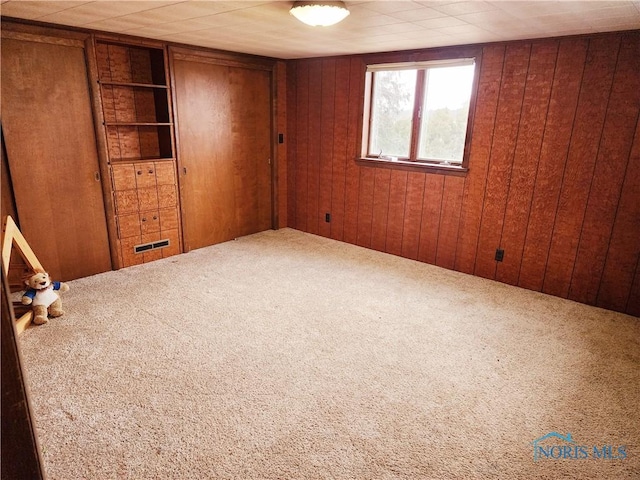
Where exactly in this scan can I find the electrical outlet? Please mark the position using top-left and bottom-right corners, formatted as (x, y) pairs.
(495, 249), (504, 262)
(278, 133), (284, 144)
(325, 213), (331, 223)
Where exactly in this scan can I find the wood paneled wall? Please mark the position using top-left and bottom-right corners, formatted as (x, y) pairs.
(285, 30), (640, 317)
(276, 60), (288, 229)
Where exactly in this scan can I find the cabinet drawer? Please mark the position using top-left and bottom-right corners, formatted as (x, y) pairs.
(111, 163), (137, 191)
(158, 184), (177, 208)
(114, 190), (139, 214)
(135, 163), (157, 188)
(114, 163), (160, 191)
(140, 211), (161, 234)
(159, 208), (179, 232)
(118, 213), (141, 238)
(155, 162), (176, 185)
(137, 187), (159, 210)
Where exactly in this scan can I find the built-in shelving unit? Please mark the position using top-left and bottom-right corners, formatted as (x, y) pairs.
(95, 40), (181, 267)
(96, 41), (174, 163)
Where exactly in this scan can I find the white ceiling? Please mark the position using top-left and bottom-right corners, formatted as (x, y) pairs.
(2, 1), (639, 59)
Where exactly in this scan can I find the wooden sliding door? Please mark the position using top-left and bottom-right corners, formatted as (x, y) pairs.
(1, 25), (111, 280)
(171, 49), (273, 251)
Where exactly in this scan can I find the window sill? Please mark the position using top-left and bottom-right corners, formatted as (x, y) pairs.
(356, 157), (468, 176)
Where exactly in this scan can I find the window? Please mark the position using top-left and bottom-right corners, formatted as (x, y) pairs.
(361, 58), (478, 173)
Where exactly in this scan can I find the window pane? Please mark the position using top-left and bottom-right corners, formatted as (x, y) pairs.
(418, 65), (475, 163)
(369, 70), (417, 158)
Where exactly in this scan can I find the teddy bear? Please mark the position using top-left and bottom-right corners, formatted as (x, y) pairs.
(21, 270), (70, 325)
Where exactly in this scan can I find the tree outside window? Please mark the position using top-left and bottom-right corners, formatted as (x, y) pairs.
(362, 58), (478, 173)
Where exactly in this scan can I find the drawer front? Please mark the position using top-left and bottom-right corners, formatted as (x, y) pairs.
(154, 162), (176, 185)
(159, 208), (179, 232)
(135, 163), (157, 189)
(137, 187), (159, 211)
(157, 184), (177, 208)
(114, 190), (139, 214)
(140, 211), (161, 234)
(118, 213), (141, 238)
(111, 163), (137, 191)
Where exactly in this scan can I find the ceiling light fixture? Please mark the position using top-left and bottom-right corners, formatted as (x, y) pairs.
(290, 1), (350, 27)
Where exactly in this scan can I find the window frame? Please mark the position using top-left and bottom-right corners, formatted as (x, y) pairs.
(359, 49), (482, 176)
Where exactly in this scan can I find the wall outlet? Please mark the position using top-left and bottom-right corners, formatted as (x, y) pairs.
(495, 249), (504, 262)
(325, 213), (331, 223)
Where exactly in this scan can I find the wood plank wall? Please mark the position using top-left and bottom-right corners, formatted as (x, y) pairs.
(285, 30), (640, 317)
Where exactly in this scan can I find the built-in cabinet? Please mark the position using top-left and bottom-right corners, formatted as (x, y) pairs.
(1, 20), (279, 279)
(94, 40), (182, 268)
(111, 162), (180, 266)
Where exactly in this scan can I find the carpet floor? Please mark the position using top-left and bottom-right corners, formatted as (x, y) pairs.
(18, 228), (639, 479)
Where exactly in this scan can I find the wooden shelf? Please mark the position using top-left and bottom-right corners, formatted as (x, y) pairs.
(110, 157), (175, 164)
(105, 122), (173, 126)
(99, 80), (168, 89)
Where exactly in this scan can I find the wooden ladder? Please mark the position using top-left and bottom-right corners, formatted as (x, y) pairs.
(1, 215), (45, 334)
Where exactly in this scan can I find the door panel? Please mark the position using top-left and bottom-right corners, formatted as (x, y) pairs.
(1, 34), (112, 280)
(173, 56), (272, 251)
(229, 66), (273, 238)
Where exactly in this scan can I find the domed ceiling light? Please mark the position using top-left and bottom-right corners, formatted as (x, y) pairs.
(290, 1), (350, 27)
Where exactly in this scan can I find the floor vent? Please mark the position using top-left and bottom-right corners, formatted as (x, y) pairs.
(134, 238), (170, 254)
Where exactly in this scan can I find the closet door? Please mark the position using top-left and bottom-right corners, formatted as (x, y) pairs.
(1, 27), (111, 280)
(171, 50), (273, 251)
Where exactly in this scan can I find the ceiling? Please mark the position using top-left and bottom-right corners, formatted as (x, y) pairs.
(2, 1), (639, 59)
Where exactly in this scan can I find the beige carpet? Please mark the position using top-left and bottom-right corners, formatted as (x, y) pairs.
(17, 228), (639, 479)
